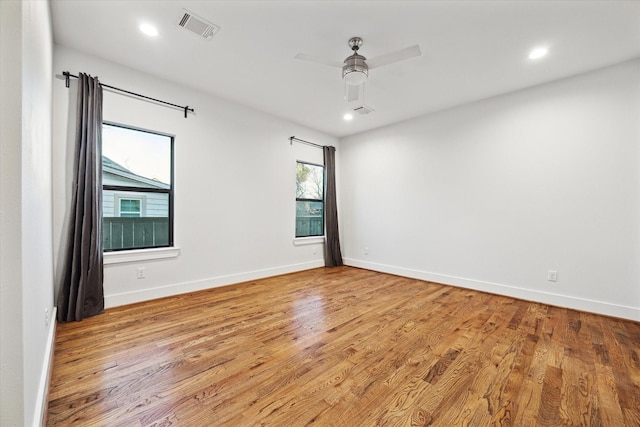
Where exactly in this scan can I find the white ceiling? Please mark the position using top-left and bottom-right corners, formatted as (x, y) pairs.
(51, 1), (640, 137)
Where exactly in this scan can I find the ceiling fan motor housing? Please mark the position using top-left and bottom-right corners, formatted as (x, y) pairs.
(343, 53), (369, 85)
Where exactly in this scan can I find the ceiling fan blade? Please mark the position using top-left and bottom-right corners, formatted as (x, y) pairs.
(294, 53), (343, 68)
(345, 84), (363, 103)
(367, 44), (422, 69)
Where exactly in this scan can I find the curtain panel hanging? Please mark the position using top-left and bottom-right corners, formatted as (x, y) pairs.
(57, 73), (105, 322)
(323, 146), (343, 267)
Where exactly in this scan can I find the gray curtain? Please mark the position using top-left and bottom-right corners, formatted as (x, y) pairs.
(57, 73), (105, 322)
(323, 146), (343, 267)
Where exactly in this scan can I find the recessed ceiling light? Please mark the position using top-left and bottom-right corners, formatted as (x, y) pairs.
(139, 23), (159, 37)
(528, 46), (548, 60)
(343, 113), (354, 121)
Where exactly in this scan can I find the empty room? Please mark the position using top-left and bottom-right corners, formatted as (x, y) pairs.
(1, 0), (639, 426)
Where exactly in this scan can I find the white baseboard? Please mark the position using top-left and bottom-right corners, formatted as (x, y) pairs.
(105, 260), (325, 308)
(34, 306), (56, 427)
(344, 258), (640, 322)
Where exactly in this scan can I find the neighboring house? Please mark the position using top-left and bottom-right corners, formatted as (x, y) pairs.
(102, 156), (169, 219)
(102, 156), (171, 250)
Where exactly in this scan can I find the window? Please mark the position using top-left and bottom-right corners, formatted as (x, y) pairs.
(295, 161), (324, 237)
(102, 123), (173, 251)
(118, 198), (142, 217)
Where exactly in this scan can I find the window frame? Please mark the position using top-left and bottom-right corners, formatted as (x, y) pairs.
(102, 121), (175, 252)
(295, 160), (325, 238)
(117, 197), (143, 218)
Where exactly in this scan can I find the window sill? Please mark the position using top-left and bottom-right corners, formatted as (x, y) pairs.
(293, 236), (325, 246)
(104, 247), (181, 265)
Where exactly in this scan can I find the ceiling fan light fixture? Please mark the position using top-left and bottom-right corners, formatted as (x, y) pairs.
(342, 54), (368, 85)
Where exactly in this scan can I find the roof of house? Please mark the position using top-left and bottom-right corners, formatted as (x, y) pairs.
(102, 156), (169, 189)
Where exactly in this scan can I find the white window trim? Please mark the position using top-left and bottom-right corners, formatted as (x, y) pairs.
(104, 246), (180, 265)
(293, 236), (325, 246)
(116, 195), (145, 217)
(295, 160), (325, 240)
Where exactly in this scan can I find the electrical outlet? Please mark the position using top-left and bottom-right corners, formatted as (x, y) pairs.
(45, 307), (50, 326)
(364, 247), (369, 255)
(312, 246), (317, 255)
(547, 270), (558, 282)
(137, 267), (146, 279)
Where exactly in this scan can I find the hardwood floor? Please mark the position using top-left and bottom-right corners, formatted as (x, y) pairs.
(47, 267), (640, 426)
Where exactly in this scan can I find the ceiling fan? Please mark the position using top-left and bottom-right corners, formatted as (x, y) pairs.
(295, 37), (421, 103)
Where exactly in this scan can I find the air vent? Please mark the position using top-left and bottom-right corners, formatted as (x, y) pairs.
(178, 10), (219, 40)
(354, 105), (375, 115)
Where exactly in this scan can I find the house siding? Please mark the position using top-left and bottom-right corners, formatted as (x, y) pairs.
(102, 169), (169, 218)
(103, 190), (168, 218)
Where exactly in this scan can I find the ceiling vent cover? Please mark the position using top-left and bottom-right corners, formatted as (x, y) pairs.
(178, 10), (219, 40)
(354, 105), (375, 115)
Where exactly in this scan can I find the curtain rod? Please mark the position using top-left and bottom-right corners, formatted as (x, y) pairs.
(62, 71), (194, 118)
(289, 136), (325, 149)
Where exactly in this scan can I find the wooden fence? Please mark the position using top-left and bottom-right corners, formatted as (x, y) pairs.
(103, 217), (169, 250)
(295, 216), (323, 238)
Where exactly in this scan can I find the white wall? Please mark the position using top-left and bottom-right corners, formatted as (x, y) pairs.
(0, 1), (24, 424)
(340, 60), (640, 321)
(53, 46), (338, 308)
(1, 0), (56, 426)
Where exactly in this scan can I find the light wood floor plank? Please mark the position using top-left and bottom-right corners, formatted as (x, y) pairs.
(47, 266), (640, 426)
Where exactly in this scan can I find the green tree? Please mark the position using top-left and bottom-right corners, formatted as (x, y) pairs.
(309, 166), (323, 199)
(296, 162), (310, 198)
